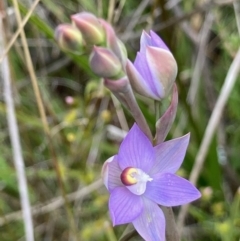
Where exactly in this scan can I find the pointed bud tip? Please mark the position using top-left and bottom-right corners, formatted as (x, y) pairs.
(54, 24), (83, 53)
(89, 47), (123, 79)
(71, 12), (105, 45)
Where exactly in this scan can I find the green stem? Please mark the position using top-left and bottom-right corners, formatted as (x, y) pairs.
(114, 83), (153, 141)
(155, 100), (161, 122)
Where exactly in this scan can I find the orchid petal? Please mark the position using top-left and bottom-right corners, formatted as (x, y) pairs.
(140, 31), (152, 54)
(145, 173), (201, 206)
(107, 155), (123, 192)
(133, 198), (165, 241)
(102, 156), (114, 190)
(150, 134), (190, 175)
(118, 124), (155, 173)
(135, 52), (164, 98)
(150, 30), (169, 51)
(146, 46), (177, 98)
(109, 186), (143, 226)
(126, 60), (159, 100)
(134, 52), (153, 84)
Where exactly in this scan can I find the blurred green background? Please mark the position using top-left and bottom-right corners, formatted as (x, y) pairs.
(0, 0), (240, 240)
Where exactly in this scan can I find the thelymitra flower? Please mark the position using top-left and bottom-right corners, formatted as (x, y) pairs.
(102, 124), (201, 241)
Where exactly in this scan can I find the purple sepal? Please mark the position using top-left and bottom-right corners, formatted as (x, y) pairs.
(109, 187), (144, 225)
(118, 124), (155, 173)
(151, 134), (190, 175)
(133, 198), (166, 241)
(102, 155), (123, 192)
(145, 173), (201, 207)
(126, 60), (161, 100)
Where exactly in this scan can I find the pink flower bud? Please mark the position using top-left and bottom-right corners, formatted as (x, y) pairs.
(55, 24), (83, 54)
(89, 46), (123, 79)
(127, 30), (178, 100)
(71, 12), (105, 45)
(100, 19), (127, 65)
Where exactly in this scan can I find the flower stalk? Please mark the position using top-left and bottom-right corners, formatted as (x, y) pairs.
(104, 78), (153, 141)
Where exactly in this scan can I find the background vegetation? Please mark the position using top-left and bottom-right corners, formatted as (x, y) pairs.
(0, 0), (240, 240)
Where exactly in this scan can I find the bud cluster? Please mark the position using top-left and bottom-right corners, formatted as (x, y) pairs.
(55, 11), (178, 102)
(55, 12), (127, 80)
(55, 11), (179, 141)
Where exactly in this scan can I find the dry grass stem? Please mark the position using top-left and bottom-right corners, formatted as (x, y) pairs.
(177, 46), (240, 233)
(233, 0), (240, 36)
(0, 11), (34, 241)
(0, 0), (41, 64)
(111, 94), (129, 132)
(12, 0), (79, 238)
(107, 0), (115, 23)
(121, 0), (150, 41)
(0, 179), (103, 226)
(187, 11), (214, 105)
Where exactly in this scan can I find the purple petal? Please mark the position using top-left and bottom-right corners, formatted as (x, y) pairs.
(146, 47), (177, 98)
(134, 52), (152, 83)
(155, 84), (178, 144)
(102, 156), (113, 190)
(140, 31), (152, 54)
(150, 30), (169, 51)
(150, 134), (190, 175)
(126, 60), (159, 100)
(134, 52), (164, 98)
(105, 155), (123, 192)
(133, 198), (165, 241)
(144, 173), (201, 206)
(118, 124), (155, 173)
(109, 186), (143, 225)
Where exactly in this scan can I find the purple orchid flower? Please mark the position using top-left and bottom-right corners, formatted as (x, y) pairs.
(102, 124), (201, 241)
(126, 30), (178, 100)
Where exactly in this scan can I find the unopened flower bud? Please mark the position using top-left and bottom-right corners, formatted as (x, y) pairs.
(127, 30), (178, 100)
(71, 12), (105, 45)
(89, 46), (123, 79)
(100, 19), (127, 65)
(55, 24), (83, 54)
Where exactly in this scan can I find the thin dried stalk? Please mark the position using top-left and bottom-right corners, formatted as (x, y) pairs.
(11, 0), (79, 239)
(233, 0), (240, 36)
(0, 9), (34, 241)
(187, 11), (214, 105)
(177, 46), (240, 233)
(0, 0), (41, 63)
(107, 0), (115, 23)
(0, 179), (103, 226)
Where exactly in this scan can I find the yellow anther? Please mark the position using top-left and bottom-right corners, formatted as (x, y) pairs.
(120, 167), (138, 186)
